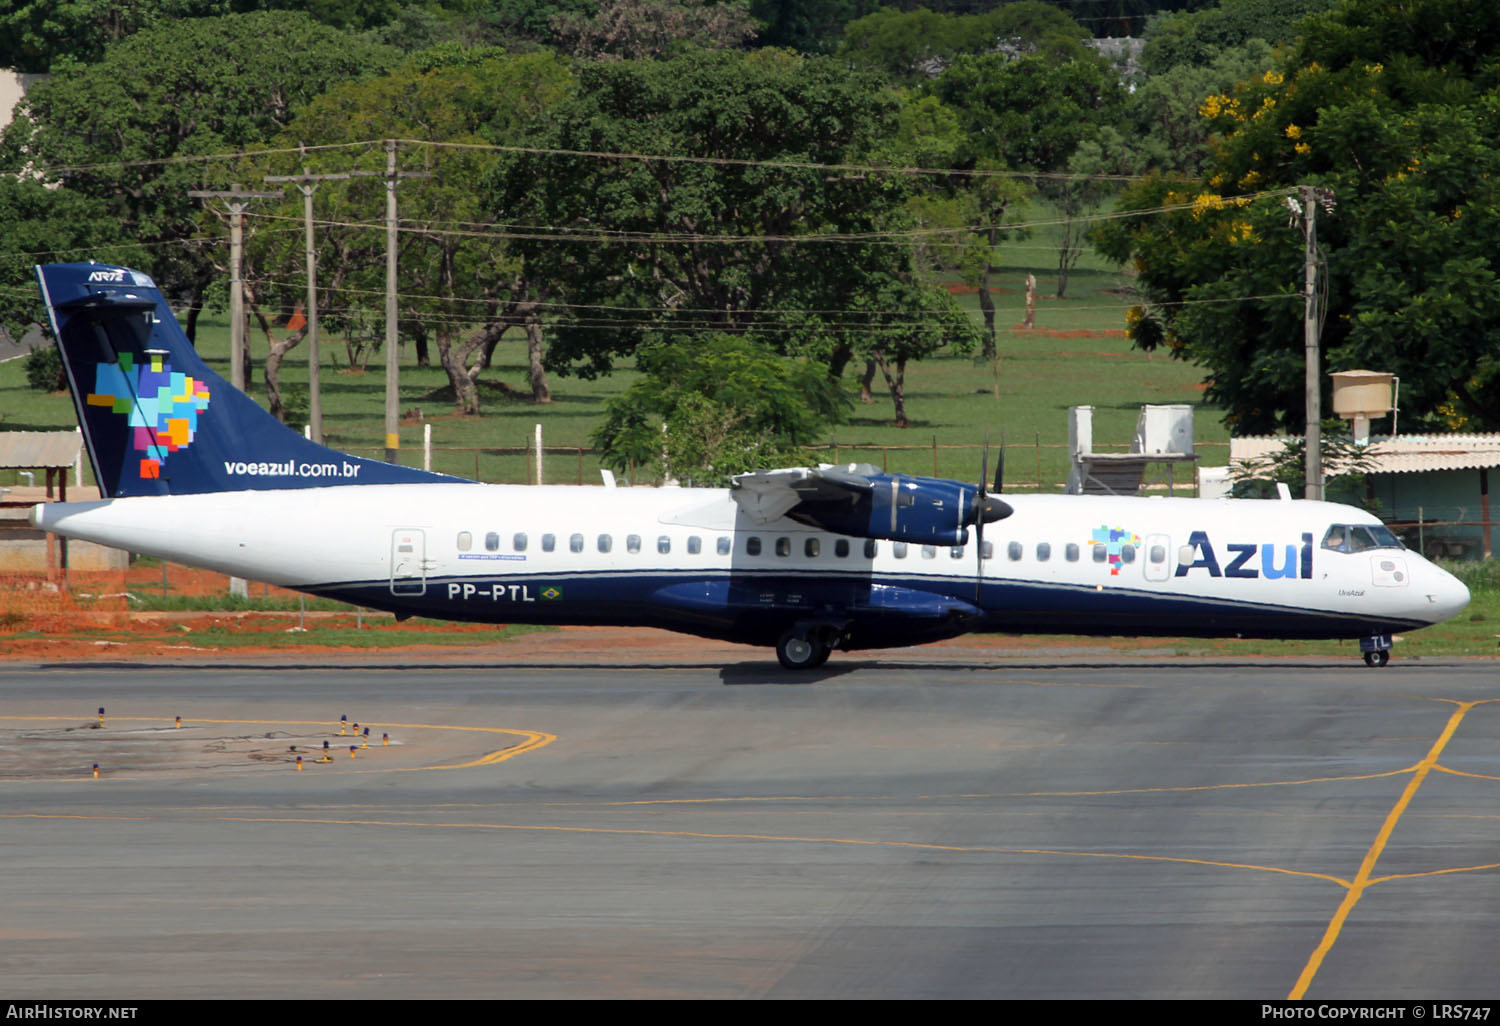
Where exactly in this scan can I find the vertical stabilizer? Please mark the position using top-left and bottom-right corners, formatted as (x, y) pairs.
(36, 262), (462, 497)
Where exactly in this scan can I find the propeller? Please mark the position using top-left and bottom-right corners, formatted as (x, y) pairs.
(973, 431), (1013, 601)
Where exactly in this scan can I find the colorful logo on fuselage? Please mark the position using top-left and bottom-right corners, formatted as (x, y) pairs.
(1090, 525), (1140, 576)
(86, 353), (210, 479)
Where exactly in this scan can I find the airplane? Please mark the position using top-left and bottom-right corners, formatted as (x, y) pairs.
(28, 261), (1470, 669)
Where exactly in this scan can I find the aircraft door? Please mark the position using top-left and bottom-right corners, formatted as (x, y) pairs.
(390, 528), (428, 596)
(1143, 534), (1171, 582)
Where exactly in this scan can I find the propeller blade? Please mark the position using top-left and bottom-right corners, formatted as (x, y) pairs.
(975, 431), (990, 602)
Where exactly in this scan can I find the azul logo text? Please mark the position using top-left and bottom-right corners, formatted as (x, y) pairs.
(1174, 531), (1314, 580)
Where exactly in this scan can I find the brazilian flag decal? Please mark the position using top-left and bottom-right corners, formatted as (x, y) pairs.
(541, 586), (563, 602)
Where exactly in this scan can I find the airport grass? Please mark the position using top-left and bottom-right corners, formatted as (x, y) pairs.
(0, 618), (551, 653)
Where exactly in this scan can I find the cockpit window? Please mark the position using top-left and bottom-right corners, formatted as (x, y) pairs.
(1322, 523), (1404, 553)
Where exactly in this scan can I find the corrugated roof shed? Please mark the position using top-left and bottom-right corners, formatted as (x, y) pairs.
(0, 431), (82, 469)
(1231, 434), (1500, 475)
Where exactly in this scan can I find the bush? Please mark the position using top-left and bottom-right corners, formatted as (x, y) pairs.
(24, 344), (65, 392)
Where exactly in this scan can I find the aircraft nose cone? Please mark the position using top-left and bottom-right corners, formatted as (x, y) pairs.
(1425, 563), (1470, 623)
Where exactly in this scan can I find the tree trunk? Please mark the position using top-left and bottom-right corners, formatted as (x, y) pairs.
(979, 222), (998, 360)
(873, 350), (908, 428)
(246, 292), (302, 423)
(410, 322), (430, 367)
(859, 358), (877, 404)
(183, 285), (205, 346)
(435, 325), (481, 416)
(978, 273), (996, 359)
(526, 311), (551, 404)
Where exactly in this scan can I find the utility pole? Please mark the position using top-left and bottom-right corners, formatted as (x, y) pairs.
(188, 183), (283, 393)
(263, 168), (351, 444)
(189, 183), (281, 600)
(1293, 185), (1335, 501)
(353, 141), (430, 464)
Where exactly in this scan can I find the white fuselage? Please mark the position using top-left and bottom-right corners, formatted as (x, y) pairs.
(33, 483), (1470, 649)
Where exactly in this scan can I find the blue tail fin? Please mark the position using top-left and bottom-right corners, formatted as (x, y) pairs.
(36, 262), (463, 498)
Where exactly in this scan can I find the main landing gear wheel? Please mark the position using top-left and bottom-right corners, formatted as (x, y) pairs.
(1363, 650), (1391, 668)
(776, 630), (831, 670)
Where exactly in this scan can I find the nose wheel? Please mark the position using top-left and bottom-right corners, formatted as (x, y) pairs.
(1360, 635), (1393, 668)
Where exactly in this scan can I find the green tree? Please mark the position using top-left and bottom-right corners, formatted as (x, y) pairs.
(550, 0), (758, 58)
(1141, 0), (1335, 74)
(1096, 0), (1500, 433)
(0, 178), (128, 345)
(247, 50), (575, 418)
(934, 49), (1125, 296)
(492, 49), (976, 426)
(0, 0), (229, 73)
(593, 334), (848, 485)
(839, 3), (1089, 84)
(0, 11), (400, 339)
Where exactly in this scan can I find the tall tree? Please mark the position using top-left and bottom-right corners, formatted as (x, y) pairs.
(0, 12), (399, 336)
(248, 49), (575, 416)
(1096, 0), (1500, 433)
(0, 0), (229, 73)
(934, 49), (1125, 296)
(492, 49), (977, 426)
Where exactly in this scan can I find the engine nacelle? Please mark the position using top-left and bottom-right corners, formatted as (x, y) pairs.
(788, 473), (1007, 546)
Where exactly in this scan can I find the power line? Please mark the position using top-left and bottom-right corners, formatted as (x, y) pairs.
(2, 135), (1152, 185)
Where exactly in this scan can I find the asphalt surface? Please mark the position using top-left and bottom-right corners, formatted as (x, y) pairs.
(2, 656), (1498, 999)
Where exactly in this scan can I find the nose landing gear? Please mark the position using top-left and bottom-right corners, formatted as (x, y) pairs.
(1360, 634), (1393, 668)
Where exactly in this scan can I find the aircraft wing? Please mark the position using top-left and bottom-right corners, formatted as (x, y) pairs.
(730, 465), (875, 525)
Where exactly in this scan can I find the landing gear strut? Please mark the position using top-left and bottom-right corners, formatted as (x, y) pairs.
(1360, 635), (1393, 668)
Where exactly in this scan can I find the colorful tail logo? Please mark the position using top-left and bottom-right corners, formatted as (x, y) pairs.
(86, 352), (211, 480)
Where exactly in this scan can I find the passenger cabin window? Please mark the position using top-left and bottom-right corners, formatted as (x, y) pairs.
(485, 532), (500, 552)
(951, 545), (964, 559)
(1149, 544), (1166, 564)
(513, 532), (527, 552)
(746, 537), (762, 556)
(981, 541), (993, 561)
(775, 537), (791, 557)
(570, 533), (584, 553)
(893, 542), (908, 559)
(1119, 545), (1135, 564)
(1007, 541), (1022, 561)
(657, 535), (671, 554)
(687, 536), (702, 555)
(542, 534), (556, 552)
(835, 539), (849, 558)
(626, 534), (641, 554)
(597, 534), (612, 553)
(717, 536), (731, 555)
(864, 539), (879, 558)
(921, 545), (936, 559)
(805, 538), (820, 558)
(1092, 544), (1107, 563)
(457, 531), (472, 551)
(1036, 542), (1051, 561)
(1066, 543), (1080, 562)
